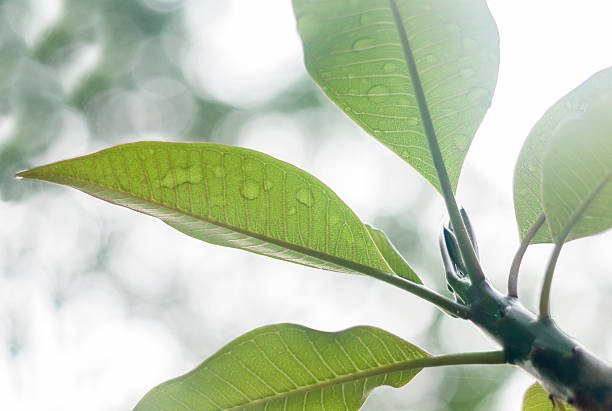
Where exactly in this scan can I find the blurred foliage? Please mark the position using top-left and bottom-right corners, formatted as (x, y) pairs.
(0, 0), (325, 201)
(0, 1), (511, 410)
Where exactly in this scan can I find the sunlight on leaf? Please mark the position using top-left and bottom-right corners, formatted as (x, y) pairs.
(542, 93), (612, 243)
(293, 0), (499, 193)
(366, 224), (422, 283)
(134, 323), (428, 411)
(514, 66), (612, 243)
(17, 141), (399, 276)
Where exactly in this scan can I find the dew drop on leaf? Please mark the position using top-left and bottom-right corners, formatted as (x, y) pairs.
(367, 85), (389, 99)
(463, 37), (478, 50)
(296, 188), (312, 206)
(383, 62), (398, 72)
(297, 14), (321, 42)
(352, 37), (374, 49)
(188, 164), (202, 184)
(359, 13), (373, 25)
(454, 134), (470, 151)
(460, 68), (475, 78)
(445, 23), (460, 34)
(467, 87), (492, 109)
(242, 180), (260, 200)
(425, 54), (437, 64)
(263, 178), (274, 191)
(213, 165), (223, 178)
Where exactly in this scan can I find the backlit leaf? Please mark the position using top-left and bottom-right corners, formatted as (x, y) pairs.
(18, 141), (395, 276)
(366, 224), (422, 283)
(542, 93), (612, 243)
(293, 0), (499, 192)
(514, 66), (612, 243)
(134, 323), (428, 411)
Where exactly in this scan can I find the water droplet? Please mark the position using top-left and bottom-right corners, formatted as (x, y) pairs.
(162, 172), (176, 189)
(242, 180), (260, 200)
(213, 165), (223, 178)
(527, 163), (536, 173)
(462, 37), (478, 50)
(401, 150), (411, 158)
(460, 68), (475, 78)
(467, 87), (492, 109)
(454, 134), (470, 151)
(352, 37), (374, 49)
(138, 147), (155, 161)
(287, 207), (296, 216)
(445, 23), (460, 34)
(383, 62), (398, 72)
(296, 188), (312, 206)
(297, 14), (322, 42)
(263, 178), (274, 191)
(344, 105), (353, 113)
(367, 85), (389, 99)
(538, 135), (547, 143)
(188, 165), (202, 184)
(425, 54), (437, 64)
(359, 13), (373, 25)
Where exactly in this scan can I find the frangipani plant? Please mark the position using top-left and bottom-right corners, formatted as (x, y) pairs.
(17, 1), (612, 409)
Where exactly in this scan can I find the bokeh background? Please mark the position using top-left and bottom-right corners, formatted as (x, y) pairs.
(2, 1), (612, 410)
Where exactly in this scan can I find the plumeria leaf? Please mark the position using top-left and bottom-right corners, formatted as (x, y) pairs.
(293, 0), (499, 193)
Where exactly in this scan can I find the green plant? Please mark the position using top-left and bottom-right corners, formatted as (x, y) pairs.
(16, 0), (612, 410)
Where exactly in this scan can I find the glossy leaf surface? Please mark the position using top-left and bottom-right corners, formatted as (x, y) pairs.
(523, 382), (575, 411)
(134, 324), (428, 411)
(18, 142), (394, 275)
(293, 0), (499, 192)
(514, 67), (612, 243)
(366, 224), (421, 283)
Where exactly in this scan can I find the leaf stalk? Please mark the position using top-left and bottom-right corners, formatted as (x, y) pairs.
(508, 213), (546, 298)
(388, 0), (485, 285)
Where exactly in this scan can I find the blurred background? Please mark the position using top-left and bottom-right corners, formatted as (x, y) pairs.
(2, 1), (612, 410)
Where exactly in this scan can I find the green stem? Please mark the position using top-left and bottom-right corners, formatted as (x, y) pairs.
(538, 241), (563, 320)
(228, 350), (506, 411)
(508, 213), (546, 298)
(539, 170), (612, 319)
(388, 0), (484, 284)
(358, 265), (471, 319)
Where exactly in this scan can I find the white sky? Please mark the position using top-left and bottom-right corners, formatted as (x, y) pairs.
(3, 1), (612, 410)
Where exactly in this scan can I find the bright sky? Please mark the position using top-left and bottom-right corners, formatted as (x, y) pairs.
(4, 1), (612, 410)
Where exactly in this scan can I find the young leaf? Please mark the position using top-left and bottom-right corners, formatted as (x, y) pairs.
(133, 324), (429, 411)
(293, 0), (499, 193)
(542, 94), (612, 243)
(514, 66), (612, 243)
(18, 142), (396, 275)
(366, 224), (422, 284)
(523, 382), (576, 411)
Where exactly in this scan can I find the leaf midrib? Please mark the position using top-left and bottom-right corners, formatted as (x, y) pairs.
(24, 171), (394, 276)
(222, 355), (429, 411)
(553, 167), (612, 243)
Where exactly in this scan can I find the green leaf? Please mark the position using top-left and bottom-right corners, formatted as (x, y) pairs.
(134, 323), (429, 411)
(514, 66), (612, 243)
(293, 0), (499, 193)
(523, 382), (576, 411)
(541, 93), (612, 243)
(366, 224), (422, 284)
(18, 141), (393, 275)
